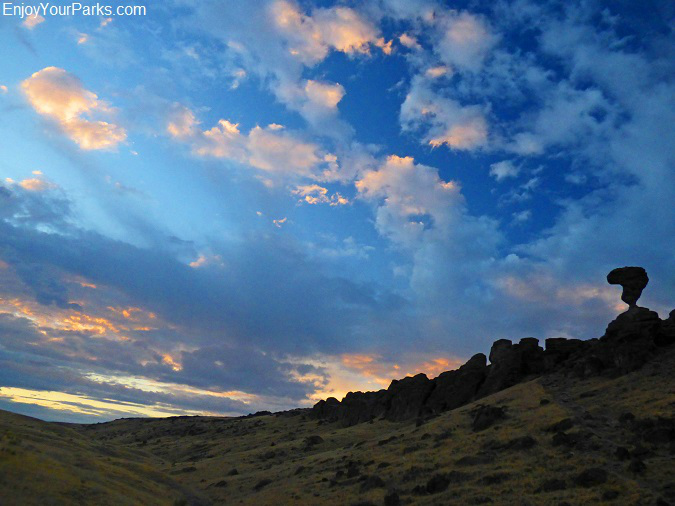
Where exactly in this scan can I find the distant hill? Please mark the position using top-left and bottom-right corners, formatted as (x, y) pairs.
(0, 267), (673, 505)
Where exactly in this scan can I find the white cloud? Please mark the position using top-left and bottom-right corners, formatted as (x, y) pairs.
(247, 126), (320, 176)
(271, 1), (385, 64)
(399, 33), (421, 50)
(489, 160), (519, 181)
(400, 76), (488, 150)
(356, 155), (462, 246)
(274, 79), (347, 129)
(512, 209), (531, 223)
(292, 184), (348, 206)
(198, 120), (248, 160)
(434, 12), (497, 72)
(508, 82), (613, 155)
(168, 106), (333, 180)
(425, 65), (451, 78)
(304, 80), (345, 110)
(21, 67), (127, 150)
(166, 105), (200, 139)
(184, 1), (386, 137)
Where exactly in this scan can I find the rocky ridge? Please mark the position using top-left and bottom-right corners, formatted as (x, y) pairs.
(312, 267), (675, 427)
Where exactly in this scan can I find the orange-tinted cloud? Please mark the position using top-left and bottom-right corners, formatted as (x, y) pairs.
(21, 67), (127, 150)
(167, 106), (330, 179)
(189, 254), (224, 269)
(161, 353), (183, 371)
(18, 177), (57, 192)
(271, 1), (387, 64)
(304, 80), (345, 109)
(22, 14), (45, 30)
(428, 116), (488, 150)
(292, 184), (348, 206)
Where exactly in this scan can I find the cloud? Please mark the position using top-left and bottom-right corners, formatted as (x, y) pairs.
(18, 178), (56, 192)
(271, 0), (385, 63)
(168, 105), (335, 180)
(305, 236), (373, 260)
(181, 1), (385, 136)
(434, 12), (497, 72)
(21, 67), (127, 150)
(400, 77), (488, 150)
(425, 65), (451, 78)
(507, 81), (613, 156)
(22, 14), (45, 30)
(246, 126), (321, 176)
(512, 209), (531, 223)
(189, 254), (224, 269)
(0, 183), (401, 369)
(292, 184), (348, 206)
(489, 160), (519, 181)
(197, 120), (248, 160)
(4, 174), (57, 193)
(166, 105), (199, 138)
(304, 80), (345, 110)
(356, 155), (462, 247)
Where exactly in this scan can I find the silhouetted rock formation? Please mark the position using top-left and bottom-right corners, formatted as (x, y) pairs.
(607, 266), (648, 307)
(477, 337), (546, 397)
(312, 267), (674, 427)
(423, 353), (487, 415)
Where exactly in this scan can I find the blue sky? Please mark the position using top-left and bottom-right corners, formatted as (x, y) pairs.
(0, 0), (673, 422)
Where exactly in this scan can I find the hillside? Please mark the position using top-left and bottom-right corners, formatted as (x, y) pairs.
(0, 267), (673, 505)
(1, 347), (674, 505)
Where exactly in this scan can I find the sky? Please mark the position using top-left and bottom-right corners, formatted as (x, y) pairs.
(0, 0), (673, 423)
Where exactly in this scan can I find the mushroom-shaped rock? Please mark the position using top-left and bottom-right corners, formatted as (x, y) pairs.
(607, 266), (648, 307)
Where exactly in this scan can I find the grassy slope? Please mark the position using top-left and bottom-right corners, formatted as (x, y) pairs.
(1, 346), (673, 505)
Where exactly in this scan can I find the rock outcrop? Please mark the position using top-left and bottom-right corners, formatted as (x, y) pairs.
(423, 353), (487, 415)
(311, 267), (674, 426)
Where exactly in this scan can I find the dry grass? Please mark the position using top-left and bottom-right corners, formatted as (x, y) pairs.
(1, 346), (673, 505)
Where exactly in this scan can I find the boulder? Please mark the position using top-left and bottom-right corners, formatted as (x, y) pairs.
(472, 405), (506, 431)
(574, 468), (607, 487)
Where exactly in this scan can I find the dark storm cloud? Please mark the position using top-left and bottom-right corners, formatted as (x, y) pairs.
(0, 314), (253, 416)
(0, 184), (407, 412)
(0, 184), (411, 356)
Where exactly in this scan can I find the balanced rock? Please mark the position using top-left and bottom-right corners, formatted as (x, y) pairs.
(607, 266), (648, 307)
